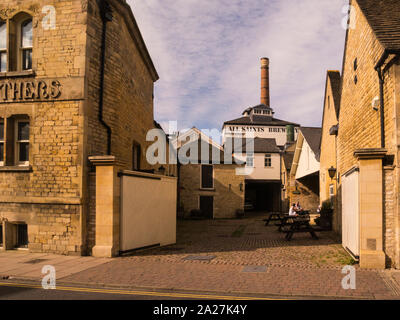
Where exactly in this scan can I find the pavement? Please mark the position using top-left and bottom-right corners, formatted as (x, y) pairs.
(1, 213), (400, 300)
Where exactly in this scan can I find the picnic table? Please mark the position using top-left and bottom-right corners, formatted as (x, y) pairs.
(281, 214), (319, 241)
(264, 212), (283, 226)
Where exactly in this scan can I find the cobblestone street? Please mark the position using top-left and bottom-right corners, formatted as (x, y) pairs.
(62, 214), (400, 299)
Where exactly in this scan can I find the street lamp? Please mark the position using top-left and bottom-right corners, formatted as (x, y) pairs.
(328, 166), (337, 180)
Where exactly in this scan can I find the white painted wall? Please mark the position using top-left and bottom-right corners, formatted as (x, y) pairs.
(222, 125), (299, 146)
(234, 153), (280, 180)
(120, 171), (177, 252)
(295, 139), (320, 180)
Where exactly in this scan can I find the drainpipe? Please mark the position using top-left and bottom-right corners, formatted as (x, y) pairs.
(97, 0), (113, 155)
(374, 49), (400, 148)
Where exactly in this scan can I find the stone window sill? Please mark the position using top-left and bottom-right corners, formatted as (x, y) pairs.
(0, 70), (35, 79)
(0, 166), (32, 172)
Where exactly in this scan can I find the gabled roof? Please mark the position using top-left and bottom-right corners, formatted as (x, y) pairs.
(224, 116), (299, 127)
(356, 0), (400, 51)
(241, 138), (281, 154)
(283, 152), (295, 171)
(327, 71), (341, 119)
(300, 127), (322, 160)
(179, 138), (239, 164)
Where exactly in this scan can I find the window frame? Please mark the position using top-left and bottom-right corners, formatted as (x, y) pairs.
(246, 153), (254, 168)
(20, 18), (32, 71)
(200, 164), (214, 190)
(15, 119), (30, 166)
(0, 20), (7, 73)
(0, 118), (4, 166)
(264, 154), (272, 167)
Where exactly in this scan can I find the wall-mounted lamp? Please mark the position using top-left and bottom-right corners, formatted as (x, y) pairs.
(328, 166), (337, 180)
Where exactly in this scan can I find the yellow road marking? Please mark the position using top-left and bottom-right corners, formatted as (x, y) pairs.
(0, 282), (287, 300)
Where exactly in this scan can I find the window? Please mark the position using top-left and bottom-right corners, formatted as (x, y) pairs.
(201, 164), (213, 189)
(0, 21), (6, 72)
(21, 19), (32, 70)
(0, 224), (3, 247)
(0, 119), (4, 166)
(132, 142), (141, 171)
(15, 120), (29, 166)
(246, 154), (254, 167)
(1, 13), (34, 72)
(265, 154), (272, 167)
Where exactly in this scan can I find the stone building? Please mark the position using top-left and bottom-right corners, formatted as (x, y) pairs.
(319, 71), (341, 232)
(289, 127), (321, 214)
(0, 0), (164, 256)
(177, 128), (245, 219)
(222, 58), (300, 212)
(337, 0), (400, 269)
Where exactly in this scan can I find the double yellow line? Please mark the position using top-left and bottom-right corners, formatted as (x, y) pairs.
(0, 281), (285, 300)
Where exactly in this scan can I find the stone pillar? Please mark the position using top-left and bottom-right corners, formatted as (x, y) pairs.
(354, 149), (387, 269)
(88, 156), (120, 258)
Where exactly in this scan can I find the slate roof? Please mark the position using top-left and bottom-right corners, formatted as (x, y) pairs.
(300, 127), (322, 160)
(179, 139), (239, 164)
(283, 151), (295, 171)
(327, 71), (341, 119)
(241, 138), (281, 154)
(356, 0), (400, 51)
(224, 115), (299, 127)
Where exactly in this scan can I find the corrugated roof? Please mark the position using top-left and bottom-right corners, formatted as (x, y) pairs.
(356, 0), (400, 51)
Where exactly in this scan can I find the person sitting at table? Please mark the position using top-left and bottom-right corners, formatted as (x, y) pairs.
(289, 204), (298, 217)
(295, 202), (305, 215)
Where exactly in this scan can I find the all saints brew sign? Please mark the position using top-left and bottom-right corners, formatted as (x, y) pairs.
(227, 126), (299, 133)
(0, 79), (62, 102)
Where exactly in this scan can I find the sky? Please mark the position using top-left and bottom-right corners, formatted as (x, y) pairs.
(128, 0), (348, 133)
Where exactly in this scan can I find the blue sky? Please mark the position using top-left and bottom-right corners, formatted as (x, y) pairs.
(128, 0), (348, 132)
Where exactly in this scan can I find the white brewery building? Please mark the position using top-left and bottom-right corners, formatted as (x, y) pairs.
(222, 58), (300, 212)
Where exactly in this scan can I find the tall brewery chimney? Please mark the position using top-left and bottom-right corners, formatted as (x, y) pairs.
(260, 57), (270, 107)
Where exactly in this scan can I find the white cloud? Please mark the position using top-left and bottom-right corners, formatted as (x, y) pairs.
(128, 0), (348, 132)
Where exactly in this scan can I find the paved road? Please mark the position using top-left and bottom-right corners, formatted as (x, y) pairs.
(0, 281), (291, 300)
(0, 282), (192, 300)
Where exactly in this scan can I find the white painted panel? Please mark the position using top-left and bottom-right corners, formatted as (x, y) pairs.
(295, 139), (320, 180)
(233, 153), (280, 180)
(120, 172), (177, 252)
(342, 170), (359, 257)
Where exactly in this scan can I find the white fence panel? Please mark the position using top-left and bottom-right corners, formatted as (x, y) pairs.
(120, 171), (177, 253)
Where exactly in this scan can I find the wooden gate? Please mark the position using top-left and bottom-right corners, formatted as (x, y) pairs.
(341, 168), (360, 259)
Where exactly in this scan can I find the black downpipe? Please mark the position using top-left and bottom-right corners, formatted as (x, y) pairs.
(376, 65), (386, 148)
(98, 0), (113, 155)
(374, 49), (400, 149)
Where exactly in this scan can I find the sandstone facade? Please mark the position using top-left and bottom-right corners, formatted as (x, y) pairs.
(0, 0), (161, 255)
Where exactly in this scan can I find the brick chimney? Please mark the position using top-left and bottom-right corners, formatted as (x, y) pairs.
(260, 57), (270, 106)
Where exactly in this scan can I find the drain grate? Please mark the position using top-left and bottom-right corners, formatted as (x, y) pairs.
(183, 255), (216, 261)
(24, 259), (47, 264)
(242, 266), (268, 273)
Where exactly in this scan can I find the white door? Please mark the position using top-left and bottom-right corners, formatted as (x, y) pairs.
(342, 170), (360, 258)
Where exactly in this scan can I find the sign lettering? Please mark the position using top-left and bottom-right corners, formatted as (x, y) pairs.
(0, 80), (62, 102)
